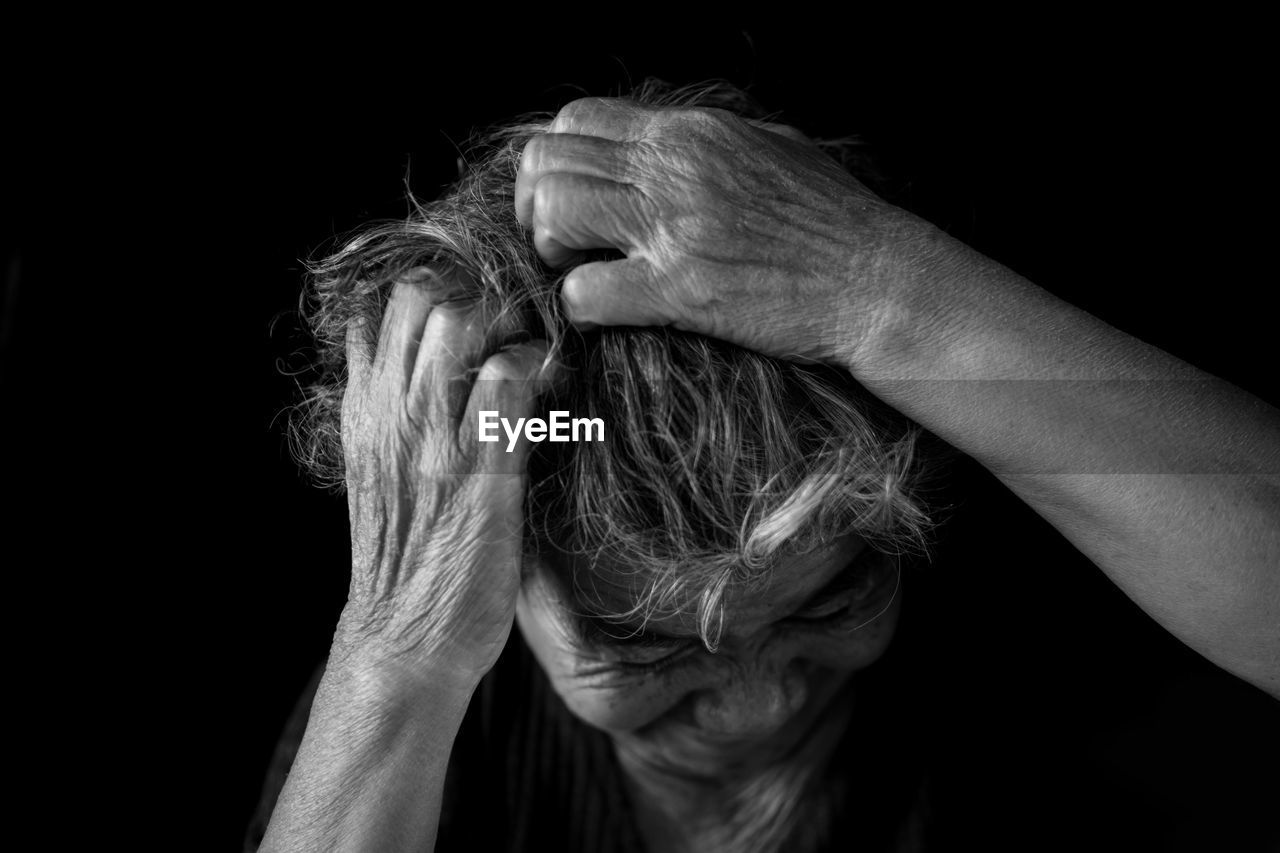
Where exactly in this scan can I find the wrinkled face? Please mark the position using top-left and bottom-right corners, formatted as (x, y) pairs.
(514, 533), (902, 780)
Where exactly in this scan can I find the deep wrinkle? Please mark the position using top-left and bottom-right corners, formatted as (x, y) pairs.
(512, 503), (907, 847)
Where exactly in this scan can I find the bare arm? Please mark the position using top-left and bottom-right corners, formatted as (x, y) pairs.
(849, 229), (1280, 696)
(260, 277), (560, 851)
(514, 96), (1280, 697)
(259, 649), (476, 852)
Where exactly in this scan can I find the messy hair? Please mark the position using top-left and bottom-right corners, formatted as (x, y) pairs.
(289, 79), (933, 651)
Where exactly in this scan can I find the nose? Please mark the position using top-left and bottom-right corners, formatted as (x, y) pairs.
(691, 662), (809, 739)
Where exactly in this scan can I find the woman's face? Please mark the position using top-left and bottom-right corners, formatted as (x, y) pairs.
(514, 533), (902, 779)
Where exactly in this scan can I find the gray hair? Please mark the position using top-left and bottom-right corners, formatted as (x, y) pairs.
(288, 79), (934, 651)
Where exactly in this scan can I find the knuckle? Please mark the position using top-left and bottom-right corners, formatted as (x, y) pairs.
(557, 97), (604, 125)
(345, 316), (374, 353)
(651, 106), (742, 149)
(654, 104), (717, 127)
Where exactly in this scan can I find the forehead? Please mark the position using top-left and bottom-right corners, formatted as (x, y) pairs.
(535, 533), (868, 639)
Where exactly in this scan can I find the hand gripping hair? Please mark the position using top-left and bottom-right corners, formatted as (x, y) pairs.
(289, 80), (935, 652)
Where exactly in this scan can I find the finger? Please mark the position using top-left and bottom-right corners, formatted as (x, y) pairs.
(464, 341), (562, 476)
(375, 278), (435, 393)
(560, 258), (674, 329)
(515, 133), (630, 227)
(549, 97), (654, 141)
(534, 232), (584, 270)
(530, 172), (647, 267)
(410, 300), (490, 427)
(344, 315), (375, 388)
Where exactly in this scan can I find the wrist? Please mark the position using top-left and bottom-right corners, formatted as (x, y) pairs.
(330, 592), (491, 704)
(303, 638), (479, 781)
(329, 609), (490, 703)
(837, 213), (985, 383)
(261, 625), (478, 852)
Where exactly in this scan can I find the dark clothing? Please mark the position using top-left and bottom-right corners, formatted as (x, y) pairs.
(244, 476), (1280, 850)
(243, 627), (930, 852)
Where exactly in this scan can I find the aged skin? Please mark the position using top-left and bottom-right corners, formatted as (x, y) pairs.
(515, 99), (1280, 698)
(261, 91), (1280, 853)
(516, 534), (898, 748)
(515, 533), (902, 849)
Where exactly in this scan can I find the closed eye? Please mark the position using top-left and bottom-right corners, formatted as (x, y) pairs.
(614, 644), (698, 676)
(789, 595), (856, 622)
(788, 552), (896, 626)
(569, 613), (696, 670)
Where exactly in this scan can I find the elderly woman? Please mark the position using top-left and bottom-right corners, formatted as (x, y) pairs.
(252, 82), (1279, 852)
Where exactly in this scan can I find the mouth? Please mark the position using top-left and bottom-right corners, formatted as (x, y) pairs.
(620, 671), (856, 778)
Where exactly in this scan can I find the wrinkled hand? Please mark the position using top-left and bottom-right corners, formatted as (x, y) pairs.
(335, 277), (557, 685)
(515, 97), (933, 367)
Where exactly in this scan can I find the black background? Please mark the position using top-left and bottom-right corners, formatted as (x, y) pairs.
(6, 22), (1277, 851)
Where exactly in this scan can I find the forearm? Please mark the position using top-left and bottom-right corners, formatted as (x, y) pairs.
(258, 645), (478, 852)
(847, 223), (1280, 694)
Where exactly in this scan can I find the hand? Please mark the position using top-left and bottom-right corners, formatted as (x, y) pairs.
(334, 276), (558, 686)
(514, 97), (935, 367)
